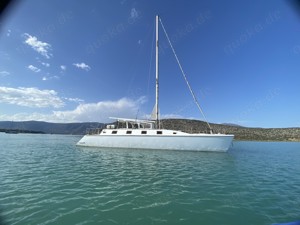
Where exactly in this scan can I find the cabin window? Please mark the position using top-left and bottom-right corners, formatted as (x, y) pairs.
(112, 130), (117, 134)
(141, 131), (147, 134)
(126, 130), (132, 134)
(157, 131), (163, 135)
(173, 132), (177, 134)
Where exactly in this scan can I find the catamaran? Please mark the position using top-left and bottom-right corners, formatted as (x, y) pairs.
(76, 15), (234, 152)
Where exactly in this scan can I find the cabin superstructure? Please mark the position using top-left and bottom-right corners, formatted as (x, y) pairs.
(86, 117), (187, 136)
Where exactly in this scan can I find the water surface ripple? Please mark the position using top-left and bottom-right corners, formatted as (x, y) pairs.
(1, 134), (300, 224)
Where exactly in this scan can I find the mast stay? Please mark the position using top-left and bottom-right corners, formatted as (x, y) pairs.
(158, 16), (213, 134)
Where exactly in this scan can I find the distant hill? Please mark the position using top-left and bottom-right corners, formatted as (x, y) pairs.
(0, 121), (104, 135)
(0, 119), (299, 141)
(161, 119), (300, 142)
(221, 123), (243, 127)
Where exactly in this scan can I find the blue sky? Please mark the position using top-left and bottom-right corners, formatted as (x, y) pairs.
(0, 0), (299, 128)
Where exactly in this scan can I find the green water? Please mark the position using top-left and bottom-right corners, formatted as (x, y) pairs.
(0, 133), (300, 225)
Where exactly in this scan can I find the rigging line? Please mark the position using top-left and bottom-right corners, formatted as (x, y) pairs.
(159, 17), (213, 133)
(147, 22), (155, 97)
(127, 24), (153, 96)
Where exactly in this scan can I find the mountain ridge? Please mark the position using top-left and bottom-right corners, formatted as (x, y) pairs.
(0, 121), (104, 135)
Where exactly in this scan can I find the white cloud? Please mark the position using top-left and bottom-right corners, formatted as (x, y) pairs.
(41, 62), (50, 67)
(65, 97), (84, 103)
(60, 65), (66, 71)
(0, 87), (64, 108)
(0, 97), (146, 123)
(0, 51), (10, 60)
(144, 113), (183, 120)
(0, 112), (57, 122)
(0, 71), (10, 77)
(28, 65), (41, 73)
(42, 75), (59, 81)
(23, 33), (52, 59)
(52, 97), (145, 122)
(73, 62), (91, 71)
(130, 8), (139, 19)
(7, 29), (11, 37)
(160, 114), (184, 119)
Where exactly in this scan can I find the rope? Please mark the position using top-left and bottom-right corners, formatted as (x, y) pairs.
(147, 23), (155, 97)
(159, 18), (213, 133)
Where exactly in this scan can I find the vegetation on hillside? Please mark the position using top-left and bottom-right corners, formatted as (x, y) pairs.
(161, 119), (300, 142)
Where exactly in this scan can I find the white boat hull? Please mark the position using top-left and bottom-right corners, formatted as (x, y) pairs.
(77, 133), (234, 152)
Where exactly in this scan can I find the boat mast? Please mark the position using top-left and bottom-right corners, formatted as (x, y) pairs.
(155, 15), (160, 129)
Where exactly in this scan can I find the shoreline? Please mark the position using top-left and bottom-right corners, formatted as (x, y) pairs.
(233, 138), (300, 143)
(1, 119), (299, 143)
